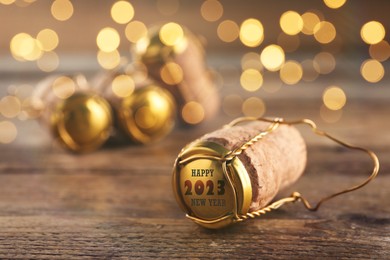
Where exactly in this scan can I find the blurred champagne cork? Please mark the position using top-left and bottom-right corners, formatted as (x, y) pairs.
(92, 65), (176, 144)
(133, 22), (220, 125)
(32, 74), (113, 152)
(173, 120), (307, 228)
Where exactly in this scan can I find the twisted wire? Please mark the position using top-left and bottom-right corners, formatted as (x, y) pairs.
(235, 192), (301, 222)
(224, 120), (280, 161)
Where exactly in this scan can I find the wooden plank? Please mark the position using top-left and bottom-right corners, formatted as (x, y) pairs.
(0, 146), (389, 258)
(0, 99), (389, 258)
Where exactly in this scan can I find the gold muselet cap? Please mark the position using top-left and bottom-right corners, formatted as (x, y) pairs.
(117, 85), (176, 144)
(134, 23), (193, 65)
(172, 141), (252, 229)
(50, 92), (113, 153)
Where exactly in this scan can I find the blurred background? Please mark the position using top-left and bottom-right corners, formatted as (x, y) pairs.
(0, 0), (389, 146)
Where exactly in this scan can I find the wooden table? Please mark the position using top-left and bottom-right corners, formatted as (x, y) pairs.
(0, 72), (389, 258)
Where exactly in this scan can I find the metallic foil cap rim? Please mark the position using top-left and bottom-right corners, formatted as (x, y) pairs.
(172, 141), (252, 229)
(50, 91), (113, 153)
(117, 85), (176, 144)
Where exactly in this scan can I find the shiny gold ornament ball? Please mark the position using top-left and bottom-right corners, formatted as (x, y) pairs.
(118, 85), (176, 144)
(50, 92), (113, 153)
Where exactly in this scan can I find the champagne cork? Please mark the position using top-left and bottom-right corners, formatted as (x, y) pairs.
(32, 75), (113, 153)
(92, 69), (176, 144)
(173, 120), (307, 228)
(199, 121), (307, 211)
(134, 24), (220, 125)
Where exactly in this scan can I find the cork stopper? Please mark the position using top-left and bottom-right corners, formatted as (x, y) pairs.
(133, 24), (220, 125)
(173, 120), (307, 228)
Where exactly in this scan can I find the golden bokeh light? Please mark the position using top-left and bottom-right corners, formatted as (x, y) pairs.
(22, 97), (44, 119)
(301, 11), (321, 35)
(23, 39), (43, 61)
(51, 0), (74, 21)
(320, 104), (343, 123)
(36, 29), (59, 52)
(280, 60), (303, 85)
(239, 18), (264, 47)
(260, 44), (285, 71)
(182, 101), (205, 125)
(314, 21), (336, 44)
(280, 11), (303, 36)
(217, 20), (239, 43)
(301, 59), (319, 82)
(3, 0), (388, 139)
(322, 86), (346, 110)
(159, 22), (184, 47)
(112, 74), (135, 98)
(0, 121), (17, 144)
(37, 51), (59, 72)
(200, 0), (223, 22)
(10, 33), (42, 61)
(52, 76), (76, 99)
(125, 21), (148, 43)
(222, 94), (243, 117)
(323, 0), (347, 9)
(15, 87), (34, 120)
(242, 97), (265, 117)
(241, 52), (263, 71)
(10, 33), (31, 59)
(20, 0), (36, 5)
(277, 33), (300, 53)
(135, 36), (151, 57)
(360, 59), (385, 83)
(171, 35), (188, 54)
(97, 50), (121, 70)
(111, 1), (134, 24)
(160, 62), (184, 85)
(0, 95), (21, 118)
(369, 40), (390, 62)
(96, 27), (120, 52)
(156, 0), (180, 16)
(313, 52), (336, 74)
(361, 21), (386, 45)
(240, 69), (263, 92)
(0, 0), (16, 5)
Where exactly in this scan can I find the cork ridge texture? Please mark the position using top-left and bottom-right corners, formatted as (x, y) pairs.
(200, 121), (307, 211)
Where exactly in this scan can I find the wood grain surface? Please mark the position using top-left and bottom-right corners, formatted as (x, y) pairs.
(0, 97), (389, 259)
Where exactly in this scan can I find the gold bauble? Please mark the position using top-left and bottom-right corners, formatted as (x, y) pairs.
(118, 85), (176, 144)
(51, 92), (113, 152)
